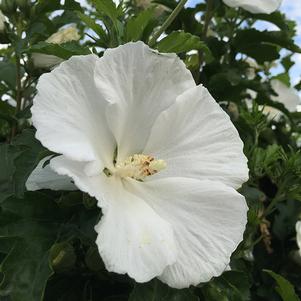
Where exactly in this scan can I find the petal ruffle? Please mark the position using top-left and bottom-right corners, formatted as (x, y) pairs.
(26, 156), (76, 191)
(32, 54), (115, 168)
(50, 156), (177, 282)
(125, 177), (248, 288)
(96, 42), (195, 161)
(144, 85), (248, 189)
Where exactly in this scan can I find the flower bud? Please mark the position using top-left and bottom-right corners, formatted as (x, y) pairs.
(46, 26), (80, 44)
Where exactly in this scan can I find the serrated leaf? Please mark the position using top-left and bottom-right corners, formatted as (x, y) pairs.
(156, 31), (210, 55)
(233, 29), (301, 54)
(264, 270), (300, 301)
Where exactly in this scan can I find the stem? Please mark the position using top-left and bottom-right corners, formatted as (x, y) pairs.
(194, 0), (214, 83)
(264, 193), (285, 217)
(148, 0), (188, 47)
(10, 18), (23, 141)
(202, 0), (214, 37)
(10, 55), (22, 139)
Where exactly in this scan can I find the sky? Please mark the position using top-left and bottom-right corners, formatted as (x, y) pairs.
(279, 0), (301, 86)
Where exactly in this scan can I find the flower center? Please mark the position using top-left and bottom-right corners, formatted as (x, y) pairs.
(113, 154), (166, 181)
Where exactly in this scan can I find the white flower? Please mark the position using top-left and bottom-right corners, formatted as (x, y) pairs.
(28, 42), (248, 288)
(263, 79), (301, 119)
(32, 26), (80, 69)
(0, 11), (6, 32)
(223, 0), (282, 14)
(296, 221), (301, 256)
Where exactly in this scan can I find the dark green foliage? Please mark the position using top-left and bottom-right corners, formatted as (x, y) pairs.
(0, 0), (301, 300)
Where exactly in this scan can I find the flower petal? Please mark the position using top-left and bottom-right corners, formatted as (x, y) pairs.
(222, 0), (282, 14)
(125, 177), (248, 288)
(26, 156), (76, 191)
(50, 156), (177, 282)
(144, 85), (248, 189)
(96, 41), (195, 161)
(32, 54), (115, 168)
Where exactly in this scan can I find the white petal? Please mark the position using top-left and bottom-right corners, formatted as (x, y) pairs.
(125, 177), (248, 288)
(96, 41), (195, 161)
(50, 156), (177, 282)
(32, 54), (115, 168)
(223, 0), (282, 14)
(144, 85), (248, 189)
(26, 156), (76, 191)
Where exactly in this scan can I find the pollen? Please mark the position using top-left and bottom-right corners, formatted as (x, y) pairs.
(114, 154), (167, 181)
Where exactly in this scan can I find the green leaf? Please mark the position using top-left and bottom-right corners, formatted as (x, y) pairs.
(0, 130), (45, 202)
(78, 12), (108, 44)
(156, 31), (211, 55)
(233, 29), (301, 54)
(264, 270), (300, 301)
(245, 11), (290, 32)
(238, 43), (280, 64)
(28, 41), (91, 59)
(92, 0), (121, 25)
(129, 280), (199, 301)
(125, 8), (155, 42)
(0, 192), (61, 301)
(0, 61), (17, 89)
(201, 271), (250, 301)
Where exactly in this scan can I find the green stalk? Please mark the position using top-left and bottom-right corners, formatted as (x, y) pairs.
(149, 0), (188, 47)
(202, 0), (214, 37)
(194, 0), (214, 83)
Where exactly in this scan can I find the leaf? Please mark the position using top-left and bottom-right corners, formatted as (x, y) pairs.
(201, 271), (250, 301)
(0, 61), (17, 89)
(237, 43), (280, 64)
(264, 270), (300, 301)
(92, 0), (121, 25)
(129, 280), (199, 301)
(156, 31), (211, 55)
(125, 8), (155, 42)
(233, 29), (301, 54)
(28, 41), (91, 59)
(0, 129), (45, 202)
(0, 192), (61, 301)
(245, 11), (290, 32)
(78, 12), (108, 44)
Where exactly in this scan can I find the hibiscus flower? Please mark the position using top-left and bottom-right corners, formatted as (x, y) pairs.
(27, 41), (249, 288)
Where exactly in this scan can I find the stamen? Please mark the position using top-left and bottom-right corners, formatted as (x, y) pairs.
(113, 154), (166, 181)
